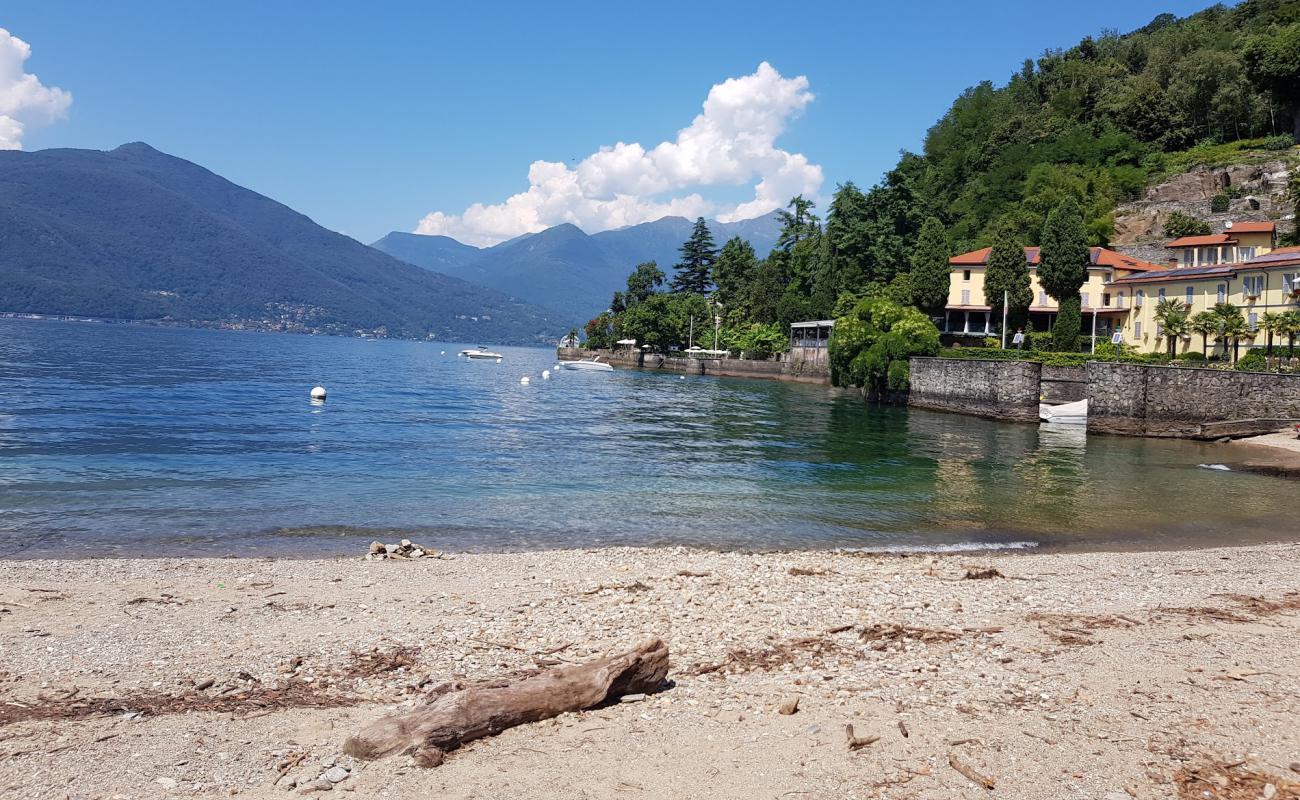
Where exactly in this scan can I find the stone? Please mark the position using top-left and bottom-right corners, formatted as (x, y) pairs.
(368, 541), (384, 555)
(322, 766), (350, 783)
(155, 777), (178, 790)
(619, 693), (647, 703)
(778, 696), (800, 715)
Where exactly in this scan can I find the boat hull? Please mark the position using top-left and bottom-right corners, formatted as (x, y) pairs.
(559, 361), (614, 372)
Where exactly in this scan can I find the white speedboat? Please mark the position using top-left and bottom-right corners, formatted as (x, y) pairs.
(459, 347), (503, 361)
(558, 358), (614, 372)
(1039, 398), (1087, 425)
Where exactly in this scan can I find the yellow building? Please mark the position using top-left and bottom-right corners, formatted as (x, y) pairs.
(944, 245), (1163, 341)
(945, 221), (1297, 356)
(1117, 222), (1296, 356)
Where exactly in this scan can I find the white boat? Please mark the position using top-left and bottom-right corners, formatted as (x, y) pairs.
(459, 347), (503, 361)
(1039, 398), (1088, 425)
(558, 357), (614, 372)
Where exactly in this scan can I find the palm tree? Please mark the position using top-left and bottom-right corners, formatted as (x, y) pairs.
(1190, 311), (1220, 359)
(1261, 312), (1284, 356)
(1154, 298), (1190, 358)
(1213, 302), (1247, 363)
(1279, 311), (1300, 358)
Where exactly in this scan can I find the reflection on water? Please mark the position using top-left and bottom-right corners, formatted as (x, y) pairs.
(0, 318), (1294, 557)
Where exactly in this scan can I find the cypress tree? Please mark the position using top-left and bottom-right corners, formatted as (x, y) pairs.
(670, 217), (718, 295)
(910, 217), (951, 316)
(1038, 198), (1090, 352)
(983, 230), (1032, 338)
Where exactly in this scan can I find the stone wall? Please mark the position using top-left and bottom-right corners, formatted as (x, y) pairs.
(556, 348), (829, 384)
(907, 357), (1042, 423)
(1040, 365), (1086, 403)
(1087, 361), (1300, 437)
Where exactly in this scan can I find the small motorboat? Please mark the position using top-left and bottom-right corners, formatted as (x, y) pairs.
(1039, 398), (1087, 425)
(558, 357), (614, 372)
(459, 347), (503, 361)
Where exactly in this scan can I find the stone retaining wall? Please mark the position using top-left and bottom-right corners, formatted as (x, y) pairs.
(1087, 362), (1300, 437)
(907, 357), (1042, 423)
(1040, 365), (1086, 403)
(556, 348), (829, 384)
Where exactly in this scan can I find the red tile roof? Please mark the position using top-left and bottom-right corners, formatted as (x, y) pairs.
(949, 246), (1162, 272)
(1225, 221), (1275, 234)
(1166, 234), (1236, 248)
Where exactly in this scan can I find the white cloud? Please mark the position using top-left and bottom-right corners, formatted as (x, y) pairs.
(0, 28), (71, 150)
(416, 62), (822, 246)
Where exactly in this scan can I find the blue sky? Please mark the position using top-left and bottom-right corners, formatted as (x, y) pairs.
(4, 1), (1219, 244)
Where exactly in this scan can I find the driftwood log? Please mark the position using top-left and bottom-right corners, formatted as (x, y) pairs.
(344, 639), (669, 766)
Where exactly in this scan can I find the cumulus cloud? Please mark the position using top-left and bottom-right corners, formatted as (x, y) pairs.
(0, 28), (71, 150)
(417, 62), (822, 246)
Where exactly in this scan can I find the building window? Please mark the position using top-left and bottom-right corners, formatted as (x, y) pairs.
(1103, 293), (1111, 307)
(1181, 250), (1193, 267)
(1248, 312), (1258, 331)
(1238, 246), (1256, 261)
(963, 270), (971, 281)
(1038, 291), (1047, 307)
(961, 289), (970, 305)
(1081, 292), (1090, 308)
(1135, 321), (1142, 338)
(1117, 292), (1126, 308)
(1185, 286), (1194, 305)
(1156, 322), (1164, 337)
(1244, 275), (1264, 297)
(1135, 290), (1144, 308)
(1217, 284), (1226, 303)
(1158, 288), (1166, 301)
(1198, 246), (1217, 265)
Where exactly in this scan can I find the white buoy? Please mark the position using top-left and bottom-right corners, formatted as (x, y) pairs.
(520, 376), (530, 385)
(440, 350), (446, 355)
(310, 385), (327, 401)
(542, 370), (551, 380)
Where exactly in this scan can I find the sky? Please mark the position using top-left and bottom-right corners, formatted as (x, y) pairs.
(2, 0), (1222, 246)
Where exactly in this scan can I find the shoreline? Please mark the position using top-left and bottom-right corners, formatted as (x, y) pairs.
(3, 543), (1298, 798)
(1226, 428), (1300, 477)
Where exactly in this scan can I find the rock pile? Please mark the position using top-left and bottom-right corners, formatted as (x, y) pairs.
(364, 539), (439, 561)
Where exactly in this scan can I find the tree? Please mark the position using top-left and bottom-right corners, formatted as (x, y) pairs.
(983, 233), (1032, 339)
(670, 218), (717, 295)
(776, 196), (819, 251)
(712, 238), (758, 312)
(1213, 302), (1247, 363)
(1037, 198), (1090, 352)
(1190, 310), (1220, 358)
(1243, 24), (1300, 139)
(1153, 298), (1189, 358)
(910, 217), (951, 316)
(815, 183), (870, 313)
(1261, 311), (1285, 356)
(1163, 211), (1212, 239)
(584, 312), (617, 350)
(1279, 311), (1300, 356)
(827, 296), (940, 394)
(625, 261), (666, 305)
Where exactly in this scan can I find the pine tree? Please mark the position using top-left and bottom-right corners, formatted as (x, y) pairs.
(910, 217), (951, 316)
(1038, 198), (1090, 352)
(670, 217), (718, 295)
(983, 229), (1032, 337)
(815, 183), (870, 311)
(712, 237), (758, 313)
(776, 196), (819, 251)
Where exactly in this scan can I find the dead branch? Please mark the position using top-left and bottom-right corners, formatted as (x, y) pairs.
(949, 754), (995, 790)
(846, 724), (879, 751)
(343, 639), (668, 765)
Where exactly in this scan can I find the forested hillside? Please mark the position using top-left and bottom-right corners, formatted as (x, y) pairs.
(585, 0), (1300, 362)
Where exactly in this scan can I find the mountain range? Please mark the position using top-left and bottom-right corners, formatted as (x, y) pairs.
(0, 143), (563, 343)
(371, 211), (784, 321)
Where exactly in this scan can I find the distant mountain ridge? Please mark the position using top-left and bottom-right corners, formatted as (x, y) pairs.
(0, 143), (563, 342)
(371, 211), (784, 321)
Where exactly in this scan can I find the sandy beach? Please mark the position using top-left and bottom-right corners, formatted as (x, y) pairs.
(2, 543), (1299, 800)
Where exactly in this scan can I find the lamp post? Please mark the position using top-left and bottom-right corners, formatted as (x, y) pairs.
(1001, 290), (1009, 349)
(712, 300), (723, 352)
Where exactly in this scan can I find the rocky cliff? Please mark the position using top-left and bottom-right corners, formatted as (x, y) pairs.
(1112, 154), (1296, 263)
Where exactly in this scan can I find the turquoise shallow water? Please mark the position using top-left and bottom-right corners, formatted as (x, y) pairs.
(0, 318), (1294, 557)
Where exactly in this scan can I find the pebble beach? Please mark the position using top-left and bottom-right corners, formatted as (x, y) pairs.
(2, 542), (1299, 799)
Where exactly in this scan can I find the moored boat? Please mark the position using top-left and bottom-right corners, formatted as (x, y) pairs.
(459, 347), (503, 361)
(558, 357), (614, 372)
(1040, 398), (1087, 425)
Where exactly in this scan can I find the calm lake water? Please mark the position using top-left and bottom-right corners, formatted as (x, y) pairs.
(0, 318), (1294, 557)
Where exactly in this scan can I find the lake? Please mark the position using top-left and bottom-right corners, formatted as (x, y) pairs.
(0, 318), (1293, 557)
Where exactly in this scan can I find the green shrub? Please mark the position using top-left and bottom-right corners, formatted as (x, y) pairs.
(1025, 331), (1055, 352)
(1177, 351), (1206, 363)
(1163, 211), (1212, 238)
(981, 337), (1000, 348)
(1263, 135), (1297, 151)
(1235, 350), (1269, 372)
(828, 297), (940, 393)
(887, 359), (910, 391)
(1210, 194), (1230, 213)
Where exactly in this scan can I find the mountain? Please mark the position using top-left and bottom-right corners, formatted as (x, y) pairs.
(0, 143), (564, 342)
(371, 210), (784, 322)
